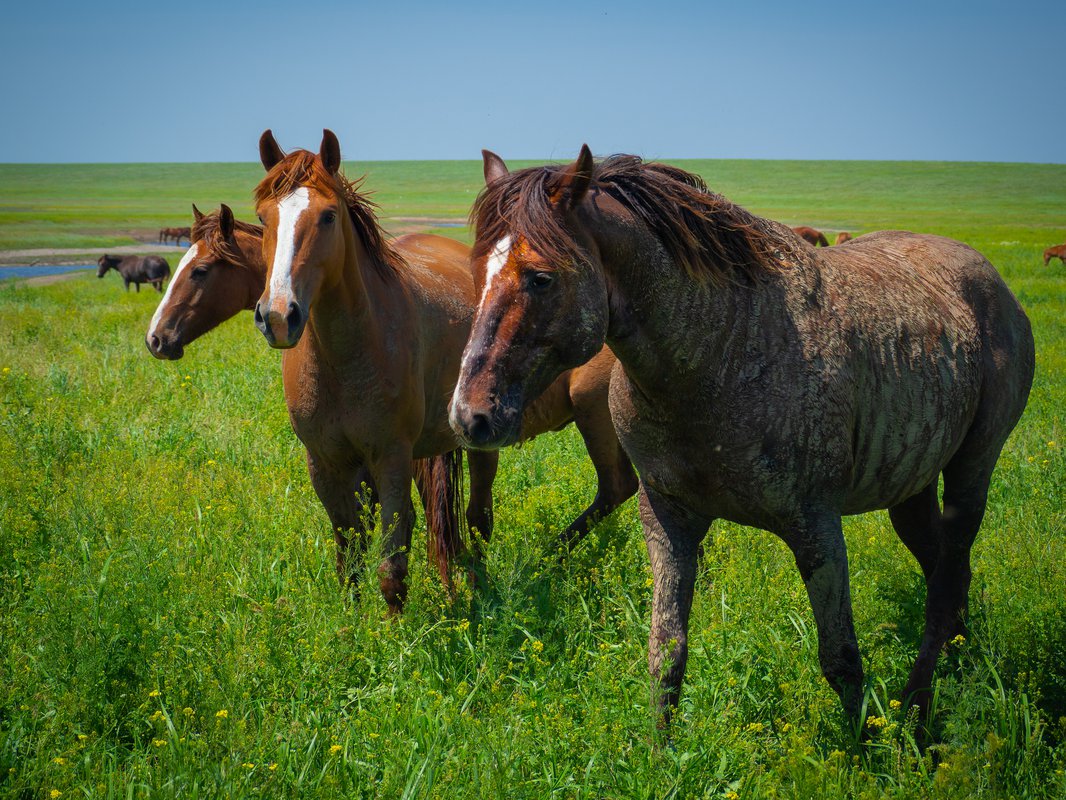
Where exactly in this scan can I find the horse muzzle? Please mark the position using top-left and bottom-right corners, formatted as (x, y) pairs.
(254, 298), (306, 348)
(449, 396), (522, 450)
(145, 332), (184, 360)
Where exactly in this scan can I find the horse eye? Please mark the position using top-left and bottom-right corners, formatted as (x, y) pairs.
(192, 265), (209, 278)
(256, 213), (265, 224)
(530, 271), (555, 289)
(320, 210), (337, 225)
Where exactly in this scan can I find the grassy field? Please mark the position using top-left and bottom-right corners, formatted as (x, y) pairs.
(0, 159), (1064, 799)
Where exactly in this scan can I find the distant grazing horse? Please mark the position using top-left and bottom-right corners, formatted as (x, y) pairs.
(146, 199), (634, 550)
(251, 130), (636, 611)
(450, 147), (1034, 728)
(97, 254), (170, 292)
(1043, 243), (1066, 266)
(159, 227), (191, 245)
(793, 225), (829, 246)
(835, 231), (853, 245)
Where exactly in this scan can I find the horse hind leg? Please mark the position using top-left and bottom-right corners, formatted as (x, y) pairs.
(888, 481), (942, 581)
(902, 457), (994, 717)
(560, 405), (638, 550)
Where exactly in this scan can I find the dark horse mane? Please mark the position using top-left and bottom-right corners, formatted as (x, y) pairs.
(191, 211), (263, 265)
(253, 150), (406, 278)
(471, 155), (798, 285)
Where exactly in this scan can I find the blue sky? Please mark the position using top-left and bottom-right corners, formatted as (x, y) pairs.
(1, 0), (1063, 163)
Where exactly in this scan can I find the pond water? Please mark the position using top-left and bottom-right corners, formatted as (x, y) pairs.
(0, 265), (92, 279)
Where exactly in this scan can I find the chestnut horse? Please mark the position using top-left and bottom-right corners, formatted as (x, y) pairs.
(835, 231), (853, 245)
(792, 225), (829, 246)
(146, 200), (635, 544)
(1043, 243), (1066, 266)
(252, 130), (636, 611)
(450, 147), (1034, 729)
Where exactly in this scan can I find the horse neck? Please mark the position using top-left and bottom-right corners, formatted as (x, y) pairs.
(588, 210), (769, 390)
(233, 228), (268, 310)
(302, 218), (411, 370)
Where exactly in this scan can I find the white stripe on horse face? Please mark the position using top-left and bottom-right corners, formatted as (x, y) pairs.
(478, 235), (512, 311)
(269, 187), (311, 300)
(457, 236), (514, 384)
(148, 242), (199, 337)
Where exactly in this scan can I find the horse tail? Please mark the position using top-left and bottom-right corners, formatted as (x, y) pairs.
(415, 450), (467, 585)
(817, 232), (829, 247)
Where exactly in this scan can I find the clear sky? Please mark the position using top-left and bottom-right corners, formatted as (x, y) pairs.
(1, 0), (1063, 164)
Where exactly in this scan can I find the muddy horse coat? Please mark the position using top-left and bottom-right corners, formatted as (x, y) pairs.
(450, 147), (1034, 727)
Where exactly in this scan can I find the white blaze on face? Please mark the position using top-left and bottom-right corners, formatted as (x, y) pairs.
(478, 235), (512, 312)
(268, 187), (311, 302)
(454, 235), (515, 410)
(148, 242), (200, 337)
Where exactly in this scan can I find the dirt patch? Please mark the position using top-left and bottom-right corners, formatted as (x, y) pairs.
(17, 271), (91, 287)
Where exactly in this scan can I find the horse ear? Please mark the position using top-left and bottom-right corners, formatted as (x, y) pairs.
(553, 144), (594, 209)
(482, 149), (509, 186)
(320, 129), (341, 175)
(218, 204), (235, 238)
(192, 203), (204, 222)
(259, 129), (285, 171)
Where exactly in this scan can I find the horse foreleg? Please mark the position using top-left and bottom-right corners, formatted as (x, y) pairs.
(561, 405), (638, 549)
(370, 454), (416, 614)
(785, 511), (865, 724)
(465, 449), (498, 560)
(308, 455), (375, 591)
(641, 484), (709, 730)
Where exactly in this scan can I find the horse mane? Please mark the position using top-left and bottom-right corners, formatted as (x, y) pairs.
(253, 150), (405, 278)
(191, 211), (263, 265)
(471, 154), (797, 284)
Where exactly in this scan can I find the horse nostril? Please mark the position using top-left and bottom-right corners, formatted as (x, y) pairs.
(149, 335), (161, 352)
(286, 301), (302, 332)
(467, 413), (493, 446)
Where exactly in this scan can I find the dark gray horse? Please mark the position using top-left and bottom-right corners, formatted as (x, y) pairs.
(97, 254), (171, 292)
(450, 147), (1035, 730)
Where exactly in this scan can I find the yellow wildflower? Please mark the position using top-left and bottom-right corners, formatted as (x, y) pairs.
(889, 699), (902, 711)
(50, 791), (62, 799)
(268, 763), (278, 771)
(148, 689), (160, 698)
(77, 734), (88, 742)
(52, 757), (67, 766)
(866, 715), (888, 729)
(242, 762), (255, 769)
(950, 634), (966, 646)
(329, 744), (342, 755)
(215, 709), (228, 719)
(726, 792), (739, 800)
(532, 640), (544, 653)
(182, 707), (195, 717)
(153, 739), (167, 748)
(745, 722), (764, 733)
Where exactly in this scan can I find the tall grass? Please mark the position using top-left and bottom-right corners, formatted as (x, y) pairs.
(0, 161), (1064, 798)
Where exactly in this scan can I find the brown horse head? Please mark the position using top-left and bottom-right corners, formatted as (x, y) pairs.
(145, 203), (265, 359)
(252, 130), (349, 347)
(450, 146), (611, 448)
(451, 146), (783, 449)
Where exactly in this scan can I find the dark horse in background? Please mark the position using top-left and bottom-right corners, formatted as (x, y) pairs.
(97, 254), (170, 292)
(450, 146), (1034, 730)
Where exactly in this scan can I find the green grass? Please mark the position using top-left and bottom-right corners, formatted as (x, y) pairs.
(1, 160), (1065, 798)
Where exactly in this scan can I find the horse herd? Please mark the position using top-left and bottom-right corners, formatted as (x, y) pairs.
(140, 130), (1035, 735)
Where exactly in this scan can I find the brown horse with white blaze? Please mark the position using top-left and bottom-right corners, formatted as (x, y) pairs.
(450, 147), (1034, 729)
(252, 130), (636, 611)
(146, 204), (265, 360)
